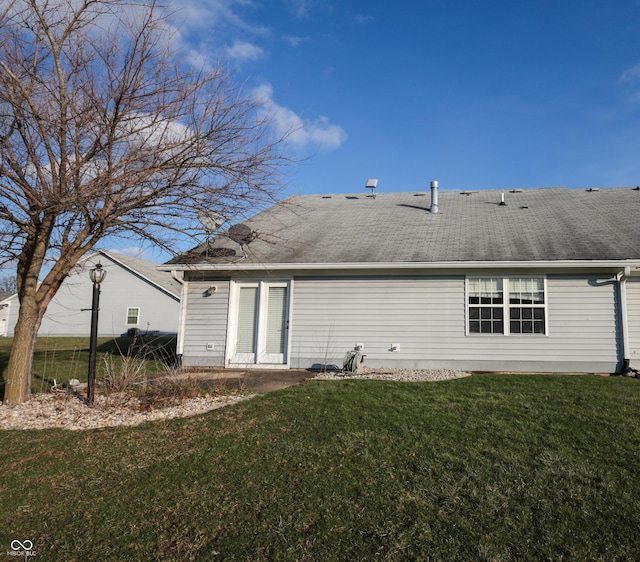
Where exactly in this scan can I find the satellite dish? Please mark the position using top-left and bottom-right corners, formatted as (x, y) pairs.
(228, 223), (256, 245)
(197, 210), (225, 233)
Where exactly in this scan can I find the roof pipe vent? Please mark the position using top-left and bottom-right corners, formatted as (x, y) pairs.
(430, 180), (439, 213)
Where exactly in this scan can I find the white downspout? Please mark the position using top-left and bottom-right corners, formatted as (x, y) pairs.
(171, 270), (187, 361)
(617, 266), (631, 374)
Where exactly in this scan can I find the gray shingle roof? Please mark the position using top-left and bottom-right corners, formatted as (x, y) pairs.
(170, 187), (640, 265)
(102, 251), (181, 296)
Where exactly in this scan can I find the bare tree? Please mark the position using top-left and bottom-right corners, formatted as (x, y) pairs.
(0, 0), (288, 404)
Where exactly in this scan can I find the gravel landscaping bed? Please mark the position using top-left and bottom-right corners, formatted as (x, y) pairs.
(312, 367), (471, 382)
(0, 392), (256, 431)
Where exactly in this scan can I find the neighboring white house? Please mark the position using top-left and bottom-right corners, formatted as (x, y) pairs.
(1, 251), (181, 337)
(163, 185), (640, 374)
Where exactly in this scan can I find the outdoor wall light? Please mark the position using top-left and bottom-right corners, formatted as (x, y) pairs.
(203, 285), (218, 297)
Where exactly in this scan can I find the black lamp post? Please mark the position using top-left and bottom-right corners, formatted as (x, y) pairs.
(87, 263), (106, 406)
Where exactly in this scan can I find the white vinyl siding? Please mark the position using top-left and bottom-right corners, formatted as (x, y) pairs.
(627, 278), (640, 365)
(179, 272), (621, 373)
(288, 274), (618, 372)
(181, 280), (230, 367)
(4, 254), (180, 337)
(545, 275), (617, 364)
(290, 276), (464, 369)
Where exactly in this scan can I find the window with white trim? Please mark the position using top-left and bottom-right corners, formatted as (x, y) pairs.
(467, 277), (546, 335)
(126, 307), (140, 325)
(508, 277), (546, 334)
(468, 278), (504, 334)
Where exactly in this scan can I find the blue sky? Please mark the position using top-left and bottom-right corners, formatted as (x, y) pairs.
(170, 0), (640, 198)
(4, 1), (640, 275)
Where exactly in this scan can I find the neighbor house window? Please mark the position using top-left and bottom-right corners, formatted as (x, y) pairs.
(126, 307), (140, 325)
(467, 277), (546, 335)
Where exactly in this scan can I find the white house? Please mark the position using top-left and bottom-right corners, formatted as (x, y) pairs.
(164, 185), (640, 374)
(2, 250), (181, 337)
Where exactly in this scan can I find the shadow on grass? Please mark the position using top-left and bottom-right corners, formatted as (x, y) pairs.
(97, 334), (178, 367)
(0, 335), (177, 400)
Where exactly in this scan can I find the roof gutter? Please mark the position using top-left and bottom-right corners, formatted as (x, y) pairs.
(161, 259), (640, 273)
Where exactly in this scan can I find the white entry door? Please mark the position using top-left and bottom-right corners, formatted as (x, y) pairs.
(230, 281), (290, 366)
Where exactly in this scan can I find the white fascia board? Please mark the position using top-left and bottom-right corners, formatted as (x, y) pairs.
(162, 259), (640, 273)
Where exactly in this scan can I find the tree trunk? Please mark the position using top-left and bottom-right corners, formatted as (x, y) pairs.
(3, 298), (42, 405)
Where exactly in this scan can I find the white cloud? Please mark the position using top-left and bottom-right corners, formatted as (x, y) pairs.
(618, 64), (640, 101)
(170, 0), (270, 36)
(225, 40), (265, 62)
(283, 35), (308, 47)
(354, 14), (374, 25)
(618, 64), (640, 84)
(284, 0), (315, 19)
(252, 83), (347, 152)
(163, 2), (271, 72)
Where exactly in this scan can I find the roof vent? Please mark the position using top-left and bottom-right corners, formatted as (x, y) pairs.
(430, 180), (439, 214)
(365, 178), (378, 198)
(509, 189), (523, 193)
(201, 247), (236, 258)
(587, 187), (600, 192)
(634, 186), (640, 191)
(499, 193), (506, 206)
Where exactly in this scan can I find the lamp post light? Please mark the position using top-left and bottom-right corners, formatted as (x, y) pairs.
(87, 263), (106, 406)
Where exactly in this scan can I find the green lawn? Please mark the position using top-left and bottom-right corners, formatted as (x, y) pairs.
(1, 374), (639, 560)
(0, 335), (177, 396)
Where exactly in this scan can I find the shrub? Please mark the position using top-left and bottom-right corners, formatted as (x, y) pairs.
(99, 351), (147, 394)
(136, 377), (203, 411)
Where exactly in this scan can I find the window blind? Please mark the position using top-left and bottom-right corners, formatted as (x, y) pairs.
(236, 287), (258, 353)
(266, 287), (287, 354)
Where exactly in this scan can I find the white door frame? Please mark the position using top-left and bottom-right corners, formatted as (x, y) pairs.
(226, 279), (292, 368)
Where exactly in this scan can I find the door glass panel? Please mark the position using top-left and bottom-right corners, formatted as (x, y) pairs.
(236, 287), (258, 353)
(266, 287), (287, 354)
